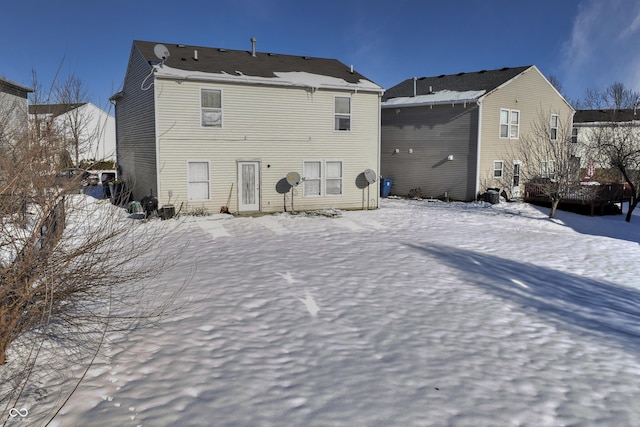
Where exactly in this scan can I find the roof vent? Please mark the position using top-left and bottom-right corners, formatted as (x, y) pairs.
(251, 37), (256, 57)
(177, 44), (185, 48)
(219, 48), (227, 52)
(193, 49), (198, 60)
(303, 56), (311, 60)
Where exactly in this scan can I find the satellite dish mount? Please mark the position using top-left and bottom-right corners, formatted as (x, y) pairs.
(153, 44), (171, 65)
(363, 168), (377, 209)
(286, 172), (301, 212)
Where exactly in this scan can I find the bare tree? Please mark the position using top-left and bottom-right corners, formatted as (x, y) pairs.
(53, 74), (96, 166)
(504, 110), (579, 218)
(579, 81), (638, 110)
(579, 82), (640, 222)
(581, 112), (640, 222)
(0, 73), (186, 424)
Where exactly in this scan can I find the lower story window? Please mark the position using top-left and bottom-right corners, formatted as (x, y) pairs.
(187, 161), (210, 200)
(493, 161), (503, 178)
(326, 161), (343, 195)
(303, 160), (344, 196)
(303, 161), (321, 196)
(540, 160), (556, 180)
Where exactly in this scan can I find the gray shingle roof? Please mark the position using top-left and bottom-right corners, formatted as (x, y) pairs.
(133, 40), (373, 85)
(382, 66), (532, 101)
(28, 103), (87, 116)
(574, 109), (640, 123)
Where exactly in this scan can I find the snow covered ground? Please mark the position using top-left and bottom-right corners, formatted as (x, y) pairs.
(7, 197), (640, 426)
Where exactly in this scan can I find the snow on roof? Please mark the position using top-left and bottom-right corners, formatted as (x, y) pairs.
(153, 65), (383, 92)
(380, 89), (486, 108)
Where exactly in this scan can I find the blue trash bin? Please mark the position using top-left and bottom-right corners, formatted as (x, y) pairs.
(380, 178), (394, 197)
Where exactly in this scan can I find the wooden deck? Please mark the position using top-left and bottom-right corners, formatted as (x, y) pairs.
(524, 182), (632, 216)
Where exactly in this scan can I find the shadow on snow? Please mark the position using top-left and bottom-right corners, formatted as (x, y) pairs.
(407, 242), (640, 353)
(526, 203), (640, 244)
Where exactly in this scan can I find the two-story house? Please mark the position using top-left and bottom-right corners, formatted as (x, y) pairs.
(29, 103), (116, 164)
(381, 65), (574, 201)
(0, 77), (33, 145)
(111, 40), (383, 214)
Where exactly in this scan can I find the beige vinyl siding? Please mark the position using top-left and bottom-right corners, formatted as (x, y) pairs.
(154, 79), (380, 213)
(115, 46), (157, 201)
(478, 67), (574, 193)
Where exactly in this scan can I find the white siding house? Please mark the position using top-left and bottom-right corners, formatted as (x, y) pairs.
(112, 40), (383, 214)
(29, 103), (116, 164)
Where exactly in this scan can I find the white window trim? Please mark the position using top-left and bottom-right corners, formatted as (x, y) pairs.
(187, 160), (211, 201)
(493, 160), (504, 178)
(325, 159), (344, 196)
(512, 160), (522, 187)
(540, 160), (556, 179)
(302, 160), (323, 198)
(334, 95), (352, 132)
(200, 87), (223, 128)
(550, 114), (559, 141)
(499, 108), (520, 139)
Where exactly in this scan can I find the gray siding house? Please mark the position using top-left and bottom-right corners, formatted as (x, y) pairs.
(0, 77), (33, 144)
(381, 65), (574, 201)
(112, 40), (383, 214)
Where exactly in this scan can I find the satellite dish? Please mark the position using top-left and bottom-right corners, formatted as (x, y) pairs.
(286, 172), (301, 187)
(364, 169), (377, 184)
(154, 44), (170, 61)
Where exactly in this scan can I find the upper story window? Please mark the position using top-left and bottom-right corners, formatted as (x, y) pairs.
(334, 96), (351, 131)
(201, 89), (222, 127)
(571, 127), (578, 143)
(499, 109), (520, 139)
(550, 114), (559, 141)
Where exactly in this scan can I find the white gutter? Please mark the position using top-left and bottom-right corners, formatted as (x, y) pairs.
(153, 66), (384, 94)
(381, 98), (481, 108)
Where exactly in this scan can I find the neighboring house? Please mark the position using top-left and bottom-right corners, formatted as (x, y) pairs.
(111, 39), (383, 214)
(29, 103), (116, 164)
(573, 109), (640, 175)
(381, 65), (574, 201)
(0, 76), (33, 145)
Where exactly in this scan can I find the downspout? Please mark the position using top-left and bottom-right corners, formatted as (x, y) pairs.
(474, 99), (483, 199)
(377, 91), (383, 207)
(154, 69), (162, 204)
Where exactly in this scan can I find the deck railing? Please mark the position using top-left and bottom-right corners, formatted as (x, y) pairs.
(524, 181), (632, 215)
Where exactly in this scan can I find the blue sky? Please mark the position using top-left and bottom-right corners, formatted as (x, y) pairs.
(3, 0), (640, 109)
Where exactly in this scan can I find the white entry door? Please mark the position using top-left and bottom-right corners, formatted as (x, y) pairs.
(512, 161), (521, 198)
(238, 161), (260, 212)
